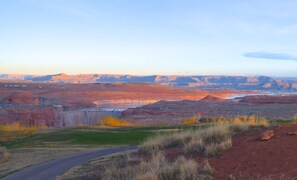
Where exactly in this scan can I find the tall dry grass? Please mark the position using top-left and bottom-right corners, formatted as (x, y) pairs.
(138, 131), (193, 154)
(0, 146), (11, 163)
(103, 152), (214, 180)
(205, 138), (232, 157)
(292, 114), (297, 124)
(139, 116), (269, 155)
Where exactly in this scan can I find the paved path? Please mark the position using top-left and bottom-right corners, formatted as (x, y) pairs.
(3, 146), (138, 180)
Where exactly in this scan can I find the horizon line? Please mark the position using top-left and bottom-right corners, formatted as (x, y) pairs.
(0, 73), (296, 78)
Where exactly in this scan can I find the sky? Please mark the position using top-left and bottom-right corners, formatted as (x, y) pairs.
(0, 0), (297, 77)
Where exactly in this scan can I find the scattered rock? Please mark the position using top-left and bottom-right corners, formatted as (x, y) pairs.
(260, 130), (274, 141)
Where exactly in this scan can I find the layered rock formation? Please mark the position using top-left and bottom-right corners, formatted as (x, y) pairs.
(1, 73), (297, 91)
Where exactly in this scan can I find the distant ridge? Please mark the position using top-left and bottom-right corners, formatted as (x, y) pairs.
(199, 95), (225, 103)
(0, 73), (297, 91)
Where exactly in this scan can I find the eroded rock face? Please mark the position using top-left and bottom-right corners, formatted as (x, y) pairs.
(259, 130), (274, 141)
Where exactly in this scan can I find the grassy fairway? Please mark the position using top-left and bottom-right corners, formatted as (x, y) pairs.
(0, 124), (224, 149)
(0, 126), (195, 148)
(0, 128), (153, 148)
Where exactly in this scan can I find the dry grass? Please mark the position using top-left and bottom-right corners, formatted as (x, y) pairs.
(102, 152), (214, 180)
(200, 125), (230, 145)
(98, 116), (131, 127)
(0, 122), (38, 142)
(140, 116), (268, 155)
(163, 131), (193, 148)
(140, 125), (232, 155)
(205, 138), (232, 157)
(0, 146), (11, 163)
(138, 131), (193, 154)
(228, 123), (249, 135)
(138, 136), (166, 154)
(184, 134), (204, 153)
(292, 114), (297, 124)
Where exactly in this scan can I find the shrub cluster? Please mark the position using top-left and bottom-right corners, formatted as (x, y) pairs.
(98, 116), (131, 127)
(0, 122), (38, 141)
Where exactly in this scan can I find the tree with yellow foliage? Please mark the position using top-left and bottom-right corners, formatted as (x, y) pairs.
(99, 116), (131, 127)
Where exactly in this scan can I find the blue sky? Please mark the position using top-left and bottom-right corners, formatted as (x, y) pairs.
(0, 0), (297, 76)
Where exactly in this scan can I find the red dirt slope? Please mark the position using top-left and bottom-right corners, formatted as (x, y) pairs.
(210, 125), (297, 179)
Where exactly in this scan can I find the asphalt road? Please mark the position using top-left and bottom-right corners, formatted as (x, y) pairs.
(3, 146), (138, 180)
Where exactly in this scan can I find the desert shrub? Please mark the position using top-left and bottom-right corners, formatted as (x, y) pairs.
(103, 152), (213, 180)
(164, 131), (193, 148)
(180, 116), (199, 125)
(0, 146), (11, 163)
(99, 116), (131, 127)
(200, 125), (230, 145)
(139, 131), (194, 154)
(208, 116), (229, 124)
(0, 122), (37, 141)
(240, 115), (248, 122)
(248, 116), (256, 126)
(228, 123), (249, 135)
(185, 134), (204, 153)
(138, 136), (166, 154)
(231, 116), (269, 127)
(205, 138), (232, 157)
(185, 125), (235, 154)
(0, 122), (37, 132)
(158, 156), (199, 180)
(257, 117), (269, 127)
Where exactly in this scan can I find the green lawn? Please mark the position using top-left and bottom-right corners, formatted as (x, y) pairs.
(0, 125), (210, 149)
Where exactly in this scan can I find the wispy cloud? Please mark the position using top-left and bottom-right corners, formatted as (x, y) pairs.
(243, 51), (297, 61)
